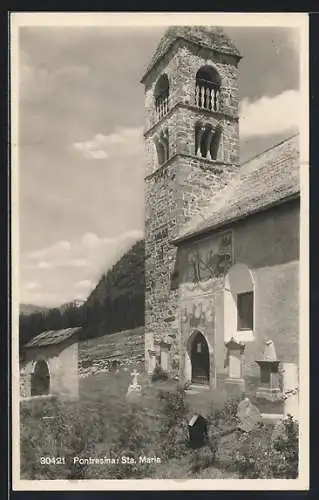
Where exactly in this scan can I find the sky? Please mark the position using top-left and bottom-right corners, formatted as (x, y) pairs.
(18, 23), (301, 307)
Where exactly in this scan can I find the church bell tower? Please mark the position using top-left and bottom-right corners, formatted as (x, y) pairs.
(141, 26), (242, 375)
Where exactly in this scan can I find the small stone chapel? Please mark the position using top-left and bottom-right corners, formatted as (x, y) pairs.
(20, 327), (80, 400)
(141, 26), (300, 406)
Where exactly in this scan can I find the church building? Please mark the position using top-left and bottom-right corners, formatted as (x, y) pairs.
(141, 26), (300, 400)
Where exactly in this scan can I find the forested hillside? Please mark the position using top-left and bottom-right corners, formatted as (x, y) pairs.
(80, 239), (145, 340)
(19, 239), (145, 346)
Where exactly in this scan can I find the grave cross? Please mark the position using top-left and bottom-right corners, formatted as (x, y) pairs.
(131, 369), (140, 386)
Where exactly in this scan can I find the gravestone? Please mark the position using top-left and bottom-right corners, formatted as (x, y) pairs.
(224, 338), (246, 394)
(256, 339), (281, 401)
(126, 369), (142, 399)
(237, 397), (261, 433)
(188, 413), (208, 449)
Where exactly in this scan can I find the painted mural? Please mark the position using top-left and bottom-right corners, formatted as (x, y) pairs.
(181, 296), (215, 330)
(180, 230), (233, 294)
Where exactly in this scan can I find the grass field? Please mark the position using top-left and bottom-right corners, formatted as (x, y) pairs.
(20, 367), (298, 480)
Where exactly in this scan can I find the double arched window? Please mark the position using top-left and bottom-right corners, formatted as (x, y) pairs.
(195, 122), (222, 161)
(154, 73), (169, 119)
(154, 128), (169, 165)
(195, 65), (221, 112)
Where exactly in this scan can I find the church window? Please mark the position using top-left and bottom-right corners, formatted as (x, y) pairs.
(237, 291), (254, 331)
(195, 122), (222, 161)
(210, 124), (222, 160)
(195, 65), (221, 111)
(154, 73), (169, 119)
(224, 263), (255, 342)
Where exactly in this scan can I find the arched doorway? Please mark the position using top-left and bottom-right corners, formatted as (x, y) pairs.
(31, 359), (50, 396)
(190, 331), (210, 385)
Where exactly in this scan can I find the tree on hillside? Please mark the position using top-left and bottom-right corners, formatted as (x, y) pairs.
(19, 239), (146, 347)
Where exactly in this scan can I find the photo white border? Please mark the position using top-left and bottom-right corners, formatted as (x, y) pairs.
(10, 11), (309, 491)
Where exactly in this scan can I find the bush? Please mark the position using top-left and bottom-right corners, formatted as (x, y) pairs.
(151, 365), (169, 382)
(187, 397), (240, 474)
(229, 416), (299, 479)
(190, 445), (215, 474)
(272, 415), (299, 478)
(207, 397), (240, 429)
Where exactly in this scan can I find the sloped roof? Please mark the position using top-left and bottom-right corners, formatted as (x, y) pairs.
(173, 134), (300, 244)
(24, 327), (81, 348)
(141, 26), (241, 83)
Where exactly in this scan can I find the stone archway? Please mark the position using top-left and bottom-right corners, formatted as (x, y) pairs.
(187, 331), (210, 385)
(31, 359), (50, 396)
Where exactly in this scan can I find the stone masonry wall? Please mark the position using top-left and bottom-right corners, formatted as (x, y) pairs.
(143, 39), (240, 138)
(143, 33), (241, 375)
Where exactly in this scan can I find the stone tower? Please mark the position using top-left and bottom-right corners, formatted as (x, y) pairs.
(141, 26), (242, 375)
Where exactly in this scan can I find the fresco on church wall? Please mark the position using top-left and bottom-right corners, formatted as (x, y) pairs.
(179, 230), (233, 297)
(181, 296), (215, 330)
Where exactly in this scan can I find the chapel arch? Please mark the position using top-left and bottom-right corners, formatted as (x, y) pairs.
(31, 358), (50, 396)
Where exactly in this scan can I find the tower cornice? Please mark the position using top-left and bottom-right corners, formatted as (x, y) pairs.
(144, 101), (239, 138)
(144, 152), (240, 181)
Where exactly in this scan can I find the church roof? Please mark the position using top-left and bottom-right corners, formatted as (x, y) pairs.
(24, 327), (81, 348)
(141, 26), (241, 83)
(173, 133), (300, 244)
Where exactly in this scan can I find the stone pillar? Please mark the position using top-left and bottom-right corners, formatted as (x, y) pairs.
(281, 362), (299, 420)
(160, 341), (170, 372)
(224, 338), (246, 393)
(147, 349), (157, 375)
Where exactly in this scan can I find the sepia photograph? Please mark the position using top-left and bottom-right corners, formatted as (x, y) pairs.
(11, 12), (309, 490)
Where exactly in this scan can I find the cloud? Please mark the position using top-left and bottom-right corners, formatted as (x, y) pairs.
(75, 279), (93, 290)
(69, 258), (88, 268)
(240, 90), (300, 139)
(81, 232), (102, 248)
(72, 127), (143, 160)
(25, 282), (39, 290)
(29, 240), (71, 259)
(37, 261), (52, 269)
(21, 229), (144, 305)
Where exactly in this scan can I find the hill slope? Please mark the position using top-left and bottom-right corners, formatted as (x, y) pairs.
(80, 238), (145, 340)
(19, 239), (146, 346)
(19, 304), (49, 316)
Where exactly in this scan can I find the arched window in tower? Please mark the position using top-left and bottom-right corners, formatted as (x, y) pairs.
(195, 66), (221, 111)
(154, 128), (169, 166)
(154, 73), (169, 119)
(195, 122), (222, 161)
(210, 124), (223, 160)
